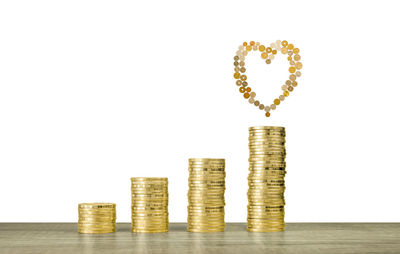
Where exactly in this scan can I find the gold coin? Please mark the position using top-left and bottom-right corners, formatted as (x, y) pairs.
(189, 175), (226, 179)
(132, 198), (169, 202)
(188, 212), (225, 216)
(249, 129), (285, 134)
(79, 229), (116, 234)
(249, 150), (286, 154)
(188, 166), (225, 169)
(188, 216), (225, 220)
(248, 178), (285, 182)
(188, 223), (225, 227)
(249, 138), (285, 141)
(249, 126), (285, 130)
(132, 225), (169, 228)
(131, 212), (168, 216)
(247, 194), (284, 198)
(249, 163), (286, 167)
(188, 224), (225, 228)
(248, 210), (284, 215)
(78, 212), (116, 216)
(248, 171), (286, 175)
(187, 224), (225, 228)
(247, 224), (284, 228)
(188, 200), (225, 204)
(131, 206), (168, 209)
(132, 229), (168, 233)
(131, 187), (168, 191)
(78, 222), (115, 226)
(188, 207), (224, 211)
(249, 134), (285, 139)
(249, 147), (286, 151)
(249, 139), (285, 143)
(188, 202), (225, 206)
(132, 194), (169, 198)
(131, 225), (168, 229)
(249, 133), (285, 137)
(247, 221), (284, 226)
(187, 205), (224, 209)
(248, 216), (285, 220)
(131, 177), (168, 181)
(78, 207), (116, 212)
(188, 197), (225, 201)
(189, 173), (225, 177)
(189, 179), (225, 183)
(131, 185), (168, 189)
(248, 193), (284, 198)
(187, 208), (225, 213)
(78, 203), (116, 209)
(132, 220), (169, 224)
(248, 205), (284, 208)
(132, 225), (169, 229)
(246, 228), (284, 232)
(188, 216), (224, 220)
(188, 186), (225, 189)
(187, 229), (225, 233)
(131, 225), (169, 229)
(249, 131), (285, 135)
(78, 218), (116, 222)
(189, 158), (225, 162)
(188, 223), (225, 226)
(247, 221), (284, 225)
(249, 157), (286, 161)
(188, 188), (225, 192)
(189, 174), (226, 177)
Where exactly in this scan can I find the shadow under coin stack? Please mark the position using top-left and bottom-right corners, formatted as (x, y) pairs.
(78, 203), (116, 234)
(247, 126), (286, 232)
(131, 177), (169, 233)
(187, 158), (226, 232)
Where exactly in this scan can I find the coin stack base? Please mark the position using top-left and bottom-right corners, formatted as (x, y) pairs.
(188, 158), (226, 233)
(131, 177), (169, 233)
(78, 203), (116, 234)
(247, 126), (286, 232)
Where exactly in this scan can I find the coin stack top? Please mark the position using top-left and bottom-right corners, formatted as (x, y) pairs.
(131, 177), (169, 233)
(247, 126), (286, 232)
(78, 203), (116, 234)
(187, 158), (226, 233)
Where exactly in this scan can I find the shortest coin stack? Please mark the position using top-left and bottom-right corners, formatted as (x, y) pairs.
(131, 177), (169, 233)
(187, 158), (226, 233)
(78, 203), (116, 234)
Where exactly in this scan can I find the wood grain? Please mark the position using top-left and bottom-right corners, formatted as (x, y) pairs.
(0, 223), (399, 253)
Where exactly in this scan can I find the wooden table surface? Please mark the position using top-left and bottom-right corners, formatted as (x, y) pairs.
(0, 223), (399, 254)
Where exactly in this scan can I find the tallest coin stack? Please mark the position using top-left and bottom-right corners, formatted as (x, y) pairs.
(247, 126), (286, 232)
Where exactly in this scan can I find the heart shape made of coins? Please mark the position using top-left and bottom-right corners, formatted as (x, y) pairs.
(233, 40), (303, 117)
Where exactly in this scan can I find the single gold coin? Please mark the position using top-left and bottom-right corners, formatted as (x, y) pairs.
(78, 203), (116, 209)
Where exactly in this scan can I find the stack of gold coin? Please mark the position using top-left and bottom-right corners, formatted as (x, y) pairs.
(247, 126), (286, 232)
(131, 177), (169, 233)
(187, 158), (226, 233)
(78, 203), (116, 234)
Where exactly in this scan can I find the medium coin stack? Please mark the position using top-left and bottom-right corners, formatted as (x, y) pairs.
(247, 126), (286, 232)
(78, 203), (116, 234)
(187, 158), (226, 233)
(131, 177), (169, 233)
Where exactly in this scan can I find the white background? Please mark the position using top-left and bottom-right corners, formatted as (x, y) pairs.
(1, 0), (399, 222)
